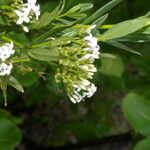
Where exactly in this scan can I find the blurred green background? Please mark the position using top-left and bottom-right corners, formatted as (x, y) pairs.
(1, 0), (149, 150)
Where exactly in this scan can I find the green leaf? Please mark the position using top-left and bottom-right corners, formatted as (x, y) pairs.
(31, 0), (65, 29)
(142, 26), (150, 34)
(8, 76), (24, 93)
(16, 72), (39, 87)
(65, 3), (93, 14)
(117, 33), (150, 43)
(123, 93), (150, 137)
(28, 48), (59, 62)
(0, 119), (22, 150)
(79, 3), (93, 12)
(31, 12), (56, 29)
(100, 54), (124, 77)
(100, 53), (116, 59)
(0, 110), (23, 125)
(99, 17), (150, 41)
(133, 138), (150, 150)
(83, 0), (122, 24)
(92, 14), (108, 27)
(107, 41), (141, 55)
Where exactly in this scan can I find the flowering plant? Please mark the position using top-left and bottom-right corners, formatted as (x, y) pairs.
(0, 0), (149, 106)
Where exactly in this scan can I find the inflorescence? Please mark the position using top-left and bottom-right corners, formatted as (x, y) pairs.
(0, 42), (15, 76)
(55, 25), (100, 103)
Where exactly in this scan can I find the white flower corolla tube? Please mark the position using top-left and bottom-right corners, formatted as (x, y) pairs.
(55, 25), (100, 103)
(15, 0), (41, 32)
(0, 42), (15, 76)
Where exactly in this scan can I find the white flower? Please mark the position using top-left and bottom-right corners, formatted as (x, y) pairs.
(0, 63), (13, 76)
(0, 42), (15, 61)
(24, 0), (41, 20)
(84, 25), (100, 60)
(15, 10), (30, 24)
(15, 0), (41, 32)
(0, 42), (15, 76)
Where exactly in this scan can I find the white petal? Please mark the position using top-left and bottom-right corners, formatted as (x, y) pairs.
(16, 17), (24, 24)
(15, 10), (22, 17)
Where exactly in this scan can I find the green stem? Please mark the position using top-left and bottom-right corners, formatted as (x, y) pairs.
(2, 36), (23, 47)
(12, 58), (31, 63)
(30, 41), (51, 48)
(100, 24), (114, 29)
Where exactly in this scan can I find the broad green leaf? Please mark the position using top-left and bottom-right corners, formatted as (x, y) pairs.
(143, 26), (150, 34)
(133, 138), (150, 150)
(0, 119), (22, 150)
(100, 54), (124, 77)
(28, 48), (59, 62)
(117, 33), (150, 43)
(107, 41), (141, 55)
(99, 17), (150, 41)
(0, 110), (23, 125)
(83, 0), (122, 24)
(123, 93), (150, 137)
(8, 76), (24, 93)
(145, 11), (150, 17)
(92, 14), (108, 27)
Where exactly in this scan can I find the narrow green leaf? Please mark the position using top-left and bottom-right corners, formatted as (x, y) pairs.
(107, 41), (141, 55)
(100, 53), (116, 59)
(83, 0), (122, 24)
(31, 0), (65, 29)
(99, 17), (150, 41)
(8, 76), (24, 93)
(123, 93), (150, 137)
(92, 14), (108, 27)
(79, 3), (93, 12)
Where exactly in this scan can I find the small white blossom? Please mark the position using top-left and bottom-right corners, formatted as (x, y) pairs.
(15, 0), (41, 32)
(0, 42), (15, 61)
(0, 42), (15, 76)
(15, 10), (30, 24)
(0, 63), (13, 76)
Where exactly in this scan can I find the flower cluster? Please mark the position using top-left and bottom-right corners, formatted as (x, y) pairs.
(15, 0), (40, 32)
(55, 25), (100, 103)
(0, 42), (15, 76)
